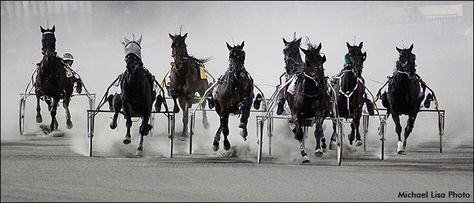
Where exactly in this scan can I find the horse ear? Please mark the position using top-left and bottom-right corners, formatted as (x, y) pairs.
(123, 37), (130, 46)
(346, 42), (351, 49)
(363, 51), (367, 61)
(226, 42), (232, 50)
(300, 48), (309, 56)
(51, 25), (55, 33)
(408, 44), (414, 52)
(169, 33), (175, 40)
(40, 26), (46, 33)
(358, 41), (363, 49)
(240, 41), (245, 49)
(316, 42), (322, 52)
(136, 35), (142, 44)
(283, 38), (289, 46)
(396, 47), (402, 53)
(183, 33), (188, 39)
(322, 54), (327, 63)
(296, 37), (302, 44)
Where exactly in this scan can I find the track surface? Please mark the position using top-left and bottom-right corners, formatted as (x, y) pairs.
(1, 133), (472, 202)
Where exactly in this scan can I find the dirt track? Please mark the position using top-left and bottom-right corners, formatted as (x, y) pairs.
(1, 133), (472, 202)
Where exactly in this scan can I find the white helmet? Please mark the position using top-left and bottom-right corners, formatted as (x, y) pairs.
(62, 52), (74, 62)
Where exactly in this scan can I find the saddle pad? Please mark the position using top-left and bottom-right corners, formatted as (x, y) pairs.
(199, 66), (207, 79)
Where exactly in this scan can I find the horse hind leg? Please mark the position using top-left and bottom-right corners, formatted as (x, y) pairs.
(136, 115), (152, 157)
(329, 119), (338, 150)
(222, 115), (231, 151)
(63, 96), (73, 129)
(213, 115), (228, 151)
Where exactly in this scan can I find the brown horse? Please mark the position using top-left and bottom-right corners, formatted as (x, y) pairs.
(285, 42), (332, 163)
(211, 42), (254, 151)
(35, 25), (75, 132)
(168, 33), (211, 136)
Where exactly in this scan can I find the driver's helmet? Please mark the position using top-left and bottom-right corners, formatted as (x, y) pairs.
(62, 52), (74, 62)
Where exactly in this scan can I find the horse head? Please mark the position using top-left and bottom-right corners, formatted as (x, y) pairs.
(283, 37), (303, 75)
(226, 41), (246, 72)
(396, 44), (416, 74)
(40, 25), (57, 59)
(301, 42), (326, 80)
(122, 34), (143, 73)
(346, 42), (366, 75)
(169, 33), (188, 67)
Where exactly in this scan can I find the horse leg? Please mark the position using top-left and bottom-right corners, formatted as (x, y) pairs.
(314, 118), (325, 157)
(35, 90), (43, 123)
(49, 99), (59, 131)
(110, 94), (122, 129)
(198, 88), (210, 129)
(212, 103), (222, 151)
(222, 114), (231, 151)
(329, 119), (338, 150)
(238, 103), (251, 141)
(294, 119), (309, 163)
(123, 115), (132, 145)
(178, 97), (190, 136)
(353, 113), (363, 146)
(403, 113), (418, 152)
(63, 96), (73, 129)
(391, 114), (404, 154)
(136, 115), (152, 157)
(172, 97), (180, 113)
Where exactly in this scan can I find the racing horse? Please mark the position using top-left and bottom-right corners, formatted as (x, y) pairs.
(330, 42), (368, 147)
(168, 33), (211, 136)
(276, 36), (304, 115)
(285, 42), (332, 162)
(109, 35), (156, 156)
(211, 42), (254, 151)
(35, 25), (75, 132)
(381, 44), (432, 154)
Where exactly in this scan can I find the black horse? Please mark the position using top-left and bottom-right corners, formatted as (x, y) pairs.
(276, 37), (304, 115)
(381, 44), (432, 154)
(211, 42), (254, 151)
(35, 25), (75, 132)
(285, 42), (332, 163)
(168, 33), (211, 136)
(109, 35), (156, 156)
(331, 42), (368, 147)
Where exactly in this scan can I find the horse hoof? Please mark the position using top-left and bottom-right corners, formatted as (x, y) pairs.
(223, 140), (231, 151)
(240, 128), (248, 141)
(173, 106), (180, 113)
(315, 149), (324, 157)
(302, 156), (310, 163)
(203, 121), (210, 129)
(355, 140), (363, 147)
(397, 141), (405, 154)
(66, 120), (73, 129)
(136, 148), (143, 157)
(212, 145), (219, 152)
(110, 122), (117, 129)
(321, 138), (327, 151)
(36, 115), (43, 123)
(123, 137), (131, 145)
(329, 141), (337, 150)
